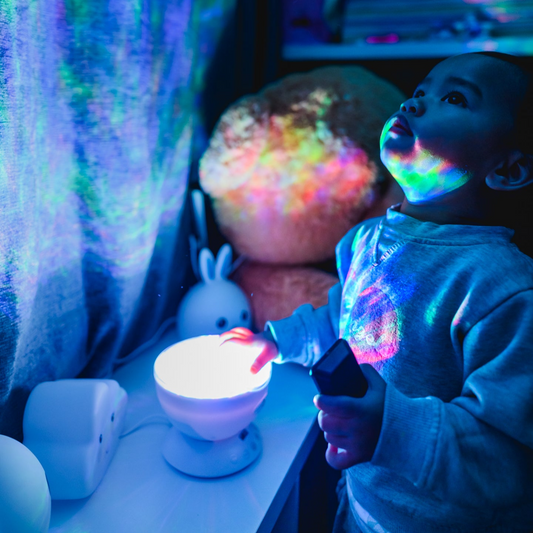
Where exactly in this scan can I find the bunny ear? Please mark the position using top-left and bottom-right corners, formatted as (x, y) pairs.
(198, 248), (216, 283)
(191, 189), (208, 250)
(189, 235), (199, 279)
(214, 244), (233, 280)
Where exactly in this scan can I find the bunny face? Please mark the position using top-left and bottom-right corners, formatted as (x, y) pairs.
(177, 279), (251, 339)
(177, 243), (252, 340)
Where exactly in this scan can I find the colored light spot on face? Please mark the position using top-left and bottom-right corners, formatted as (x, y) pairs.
(381, 122), (472, 204)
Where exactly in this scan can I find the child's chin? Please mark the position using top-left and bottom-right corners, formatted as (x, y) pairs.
(379, 148), (407, 173)
(380, 146), (413, 170)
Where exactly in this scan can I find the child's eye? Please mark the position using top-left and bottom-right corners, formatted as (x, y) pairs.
(413, 89), (424, 98)
(442, 92), (467, 107)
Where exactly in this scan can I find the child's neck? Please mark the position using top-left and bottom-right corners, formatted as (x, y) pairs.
(399, 197), (499, 227)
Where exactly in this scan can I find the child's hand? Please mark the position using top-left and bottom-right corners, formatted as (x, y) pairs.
(314, 364), (386, 470)
(219, 327), (279, 374)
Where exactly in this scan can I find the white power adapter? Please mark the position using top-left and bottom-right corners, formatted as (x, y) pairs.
(23, 379), (128, 500)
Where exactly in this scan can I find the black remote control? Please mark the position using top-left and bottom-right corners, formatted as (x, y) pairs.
(309, 339), (368, 398)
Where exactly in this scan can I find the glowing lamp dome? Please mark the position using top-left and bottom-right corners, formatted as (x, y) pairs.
(154, 335), (271, 442)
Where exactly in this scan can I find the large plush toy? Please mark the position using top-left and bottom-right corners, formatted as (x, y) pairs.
(199, 66), (405, 331)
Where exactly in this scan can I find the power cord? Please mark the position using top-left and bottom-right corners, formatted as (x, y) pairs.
(114, 316), (177, 369)
(120, 415), (171, 438)
(114, 318), (179, 437)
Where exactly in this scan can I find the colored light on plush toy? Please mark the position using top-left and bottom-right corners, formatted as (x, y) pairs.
(380, 118), (471, 203)
(198, 66), (406, 264)
(154, 335), (271, 400)
(205, 91), (376, 216)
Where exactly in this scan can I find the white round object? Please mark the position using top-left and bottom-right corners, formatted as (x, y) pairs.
(161, 424), (262, 478)
(154, 335), (271, 441)
(0, 434), (51, 533)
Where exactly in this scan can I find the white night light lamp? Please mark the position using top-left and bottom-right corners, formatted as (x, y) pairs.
(154, 335), (272, 478)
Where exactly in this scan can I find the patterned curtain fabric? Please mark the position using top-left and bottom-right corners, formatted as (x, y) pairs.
(0, 0), (236, 440)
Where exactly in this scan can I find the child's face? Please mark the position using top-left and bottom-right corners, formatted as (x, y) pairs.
(380, 54), (524, 204)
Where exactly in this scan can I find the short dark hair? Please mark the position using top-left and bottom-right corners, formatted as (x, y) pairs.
(472, 51), (533, 155)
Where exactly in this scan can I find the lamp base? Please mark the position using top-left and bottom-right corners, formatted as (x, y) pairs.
(161, 424), (262, 478)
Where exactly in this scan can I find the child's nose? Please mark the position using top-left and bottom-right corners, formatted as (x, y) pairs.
(400, 98), (423, 116)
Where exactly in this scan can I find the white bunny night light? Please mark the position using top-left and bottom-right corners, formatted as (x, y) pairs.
(176, 190), (252, 340)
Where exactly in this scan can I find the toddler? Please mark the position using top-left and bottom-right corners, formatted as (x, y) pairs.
(221, 52), (533, 533)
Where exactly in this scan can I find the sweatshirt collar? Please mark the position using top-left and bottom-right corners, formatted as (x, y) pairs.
(383, 203), (515, 244)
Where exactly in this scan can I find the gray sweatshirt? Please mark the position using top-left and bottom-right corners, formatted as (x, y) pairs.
(266, 204), (533, 533)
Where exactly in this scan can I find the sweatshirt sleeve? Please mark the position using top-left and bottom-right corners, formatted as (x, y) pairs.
(264, 224), (365, 367)
(371, 290), (533, 510)
(265, 282), (341, 367)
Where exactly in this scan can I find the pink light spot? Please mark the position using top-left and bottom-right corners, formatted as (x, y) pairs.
(346, 286), (400, 364)
(366, 34), (400, 44)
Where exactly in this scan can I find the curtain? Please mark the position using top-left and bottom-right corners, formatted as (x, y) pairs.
(0, 0), (236, 440)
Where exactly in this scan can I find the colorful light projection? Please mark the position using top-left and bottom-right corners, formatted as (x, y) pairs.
(205, 87), (376, 220)
(336, 222), (428, 367)
(0, 0), (235, 438)
(339, 267), (403, 367)
(380, 117), (471, 204)
(345, 285), (400, 364)
(0, 0), (199, 283)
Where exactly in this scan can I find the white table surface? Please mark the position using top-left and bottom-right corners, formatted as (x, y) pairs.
(49, 330), (320, 533)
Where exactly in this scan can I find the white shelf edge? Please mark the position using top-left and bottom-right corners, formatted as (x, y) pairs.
(283, 36), (533, 60)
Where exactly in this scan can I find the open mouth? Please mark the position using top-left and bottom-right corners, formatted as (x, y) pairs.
(389, 116), (413, 136)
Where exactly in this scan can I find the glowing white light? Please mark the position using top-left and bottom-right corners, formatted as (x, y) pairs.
(154, 335), (272, 400)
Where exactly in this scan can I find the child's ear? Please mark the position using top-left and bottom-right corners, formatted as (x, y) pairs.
(486, 151), (533, 191)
